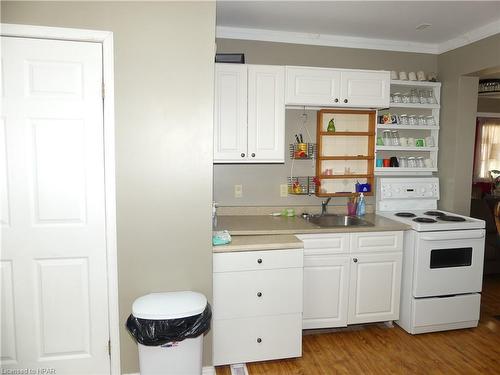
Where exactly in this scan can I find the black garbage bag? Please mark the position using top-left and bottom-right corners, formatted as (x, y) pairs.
(126, 303), (212, 346)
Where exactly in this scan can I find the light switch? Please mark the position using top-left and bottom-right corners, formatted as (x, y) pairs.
(234, 184), (243, 198)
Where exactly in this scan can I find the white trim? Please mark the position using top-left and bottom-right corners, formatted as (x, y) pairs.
(216, 22), (500, 55)
(1, 23), (120, 375)
(438, 19), (500, 54)
(124, 367), (216, 375)
(477, 112), (500, 118)
(216, 25), (439, 54)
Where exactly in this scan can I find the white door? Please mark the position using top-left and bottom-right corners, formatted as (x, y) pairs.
(247, 65), (285, 162)
(285, 66), (341, 106)
(303, 255), (350, 329)
(214, 63), (248, 162)
(340, 71), (390, 108)
(1, 36), (111, 374)
(348, 252), (402, 324)
(413, 229), (485, 297)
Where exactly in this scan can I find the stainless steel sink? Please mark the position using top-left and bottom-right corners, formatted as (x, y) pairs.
(306, 214), (373, 228)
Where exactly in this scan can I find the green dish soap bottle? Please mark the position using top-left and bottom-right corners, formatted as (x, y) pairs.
(327, 118), (336, 132)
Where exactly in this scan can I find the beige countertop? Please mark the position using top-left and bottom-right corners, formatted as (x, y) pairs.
(213, 234), (303, 253)
(212, 214), (410, 253)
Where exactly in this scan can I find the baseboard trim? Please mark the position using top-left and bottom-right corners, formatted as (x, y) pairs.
(124, 366), (215, 375)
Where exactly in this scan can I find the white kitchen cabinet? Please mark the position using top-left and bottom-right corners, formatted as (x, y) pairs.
(303, 255), (350, 329)
(214, 64), (247, 161)
(212, 248), (303, 366)
(214, 63), (285, 163)
(285, 66), (390, 108)
(340, 71), (390, 108)
(347, 252), (402, 324)
(298, 231), (403, 329)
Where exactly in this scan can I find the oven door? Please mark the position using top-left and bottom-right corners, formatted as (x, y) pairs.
(413, 229), (485, 297)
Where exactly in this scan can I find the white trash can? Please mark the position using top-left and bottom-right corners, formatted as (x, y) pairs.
(128, 291), (210, 375)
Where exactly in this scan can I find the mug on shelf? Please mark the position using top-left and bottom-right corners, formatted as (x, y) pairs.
(408, 71), (417, 81)
(399, 71), (408, 80)
(415, 138), (426, 147)
(376, 159), (384, 167)
(417, 71), (426, 81)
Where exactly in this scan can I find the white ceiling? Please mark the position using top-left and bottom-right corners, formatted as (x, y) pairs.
(216, 1), (500, 54)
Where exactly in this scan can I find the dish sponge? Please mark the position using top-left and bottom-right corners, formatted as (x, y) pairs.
(212, 230), (232, 246)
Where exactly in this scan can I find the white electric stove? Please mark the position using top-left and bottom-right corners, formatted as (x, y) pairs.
(376, 177), (486, 334)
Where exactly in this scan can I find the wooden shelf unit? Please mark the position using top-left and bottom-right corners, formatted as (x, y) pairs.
(316, 109), (376, 197)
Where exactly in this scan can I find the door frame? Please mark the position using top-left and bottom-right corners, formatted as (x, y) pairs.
(1, 23), (120, 375)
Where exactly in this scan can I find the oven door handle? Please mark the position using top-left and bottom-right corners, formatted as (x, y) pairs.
(420, 232), (484, 241)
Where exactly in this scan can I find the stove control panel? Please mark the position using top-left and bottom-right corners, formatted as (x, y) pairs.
(378, 178), (439, 200)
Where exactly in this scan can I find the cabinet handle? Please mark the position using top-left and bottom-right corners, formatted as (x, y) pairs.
(257, 338), (262, 343)
(353, 258), (358, 263)
(344, 99), (348, 103)
(257, 258), (262, 264)
(334, 98), (339, 103)
(257, 292), (262, 297)
(251, 153), (256, 157)
(241, 153), (245, 157)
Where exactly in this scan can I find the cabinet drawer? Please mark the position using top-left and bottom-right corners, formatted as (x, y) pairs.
(350, 231), (403, 253)
(213, 314), (302, 366)
(296, 233), (349, 255)
(213, 268), (303, 319)
(213, 249), (303, 272)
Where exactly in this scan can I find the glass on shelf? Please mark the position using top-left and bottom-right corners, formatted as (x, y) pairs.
(408, 115), (417, 126)
(418, 115), (426, 126)
(410, 89), (419, 104)
(392, 92), (401, 103)
(416, 157), (425, 168)
(426, 116), (436, 126)
(419, 89), (427, 104)
(402, 92), (411, 104)
(398, 157), (408, 168)
(427, 90), (437, 104)
(400, 114), (409, 126)
(382, 130), (392, 146)
(391, 130), (400, 146)
(408, 157), (417, 168)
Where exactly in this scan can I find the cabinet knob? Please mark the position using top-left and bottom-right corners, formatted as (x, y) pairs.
(353, 258), (358, 263)
(344, 99), (348, 103)
(334, 98), (339, 103)
(257, 258), (263, 264)
(257, 292), (262, 297)
(251, 153), (256, 157)
(257, 338), (262, 343)
(241, 153), (245, 157)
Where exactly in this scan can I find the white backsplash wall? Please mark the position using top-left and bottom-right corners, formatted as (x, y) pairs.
(213, 109), (375, 207)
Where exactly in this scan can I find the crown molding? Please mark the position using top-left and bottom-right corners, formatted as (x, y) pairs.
(437, 19), (500, 54)
(216, 20), (500, 55)
(216, 26), (440, 54)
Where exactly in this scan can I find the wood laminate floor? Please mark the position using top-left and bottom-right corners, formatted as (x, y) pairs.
(216, 274), (500, 375)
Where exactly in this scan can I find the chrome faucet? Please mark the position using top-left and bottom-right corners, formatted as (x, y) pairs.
(321, 197), (332, 215)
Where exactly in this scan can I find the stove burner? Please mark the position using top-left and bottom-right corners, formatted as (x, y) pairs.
(395, 212), (416, 218)
(413, 217), (437, 223)
(436, 215), (466, 222)
(424, 211), (446, 217)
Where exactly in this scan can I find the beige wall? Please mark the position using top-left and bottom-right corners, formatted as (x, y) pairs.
(1, 1), (215, 373)
(477, 97), (500, 113)
(214, 38), (437, 208)
(437, 34), (500, 214)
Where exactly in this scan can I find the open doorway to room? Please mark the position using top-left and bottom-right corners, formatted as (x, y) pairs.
(470, 68), (500, 275)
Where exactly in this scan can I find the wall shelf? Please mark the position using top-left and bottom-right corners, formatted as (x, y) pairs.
(316, 109), (375, 196)
(376, 124), (440, 130)
(376, 146), (438, 152)
(389, 103), (440, 109)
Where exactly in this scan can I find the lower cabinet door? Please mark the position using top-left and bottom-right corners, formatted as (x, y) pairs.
(303, 255), (350, 329)
(348, 252), (402, 324)
(213, 314), (302, 366)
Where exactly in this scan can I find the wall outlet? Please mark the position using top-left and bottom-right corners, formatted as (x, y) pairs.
(280, 184), (288, 197)
(234, 184), (243, 198)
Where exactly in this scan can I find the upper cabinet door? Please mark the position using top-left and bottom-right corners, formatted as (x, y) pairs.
(340, 71), (390, 108)
(214, 64), (248, 162)
(247, 65), (285, 162)
(285, 66), (341, 106)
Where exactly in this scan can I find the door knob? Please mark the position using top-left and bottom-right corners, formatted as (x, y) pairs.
(257, 258), (263, 264)
(257, 338), (262, 343)
(257, 292), (262, 297)
(241, 153), (245, 157)
(353, 258), (358, 263)
(344, 99), (348, 103)
(251, 153), (256, 157)
(334, 98), (339, 103)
